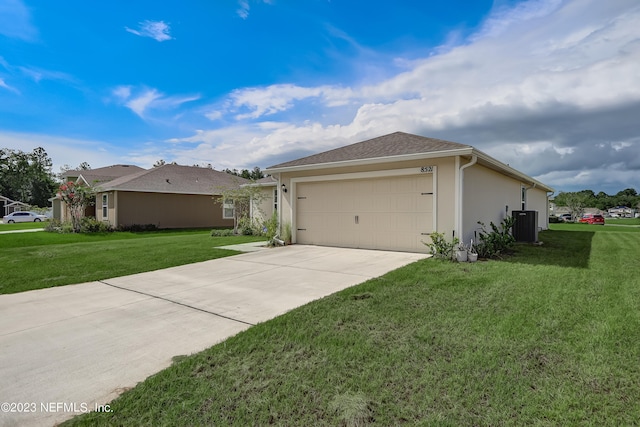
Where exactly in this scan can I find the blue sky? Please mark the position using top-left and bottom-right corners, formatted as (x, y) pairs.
(1, 0), (638, 194)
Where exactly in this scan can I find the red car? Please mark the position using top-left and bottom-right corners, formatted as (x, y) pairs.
(579, 214), (605, 225)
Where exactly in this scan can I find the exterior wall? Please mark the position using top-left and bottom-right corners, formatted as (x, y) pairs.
(251, 186), (276, 224)
(52, 199), (61, 220)
(462, 164), (549, 245)
(278, 157), (458, 248)
(100, 191), (233, 228)
(526, 187), (550, 230)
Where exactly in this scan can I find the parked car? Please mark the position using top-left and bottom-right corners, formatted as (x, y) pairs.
(2, 211), (48, 223)
(579, 213), (605, 225)
(558, 213), (572, 222)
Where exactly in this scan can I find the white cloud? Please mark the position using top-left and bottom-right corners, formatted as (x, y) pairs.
(112, 86), (200, 119)
(168, 0), (640, 193)
(126, 20), (173, 42)
(0, 77), (19, 94)
(236, 1), (250, 19)
(236, 0), (273, 19)
(0, 0), (38, 41)
(18, 66), (75, 84)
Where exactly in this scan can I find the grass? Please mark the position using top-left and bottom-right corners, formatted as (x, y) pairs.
(64, 224), (640, 426)
(0, 229), (265, 294)
(605, 218), (640, 226)
(0, 221), (48, 231)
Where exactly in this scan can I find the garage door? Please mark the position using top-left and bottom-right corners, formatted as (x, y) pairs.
(295, 174), (433, 252)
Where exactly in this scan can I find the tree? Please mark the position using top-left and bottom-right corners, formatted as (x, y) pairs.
(224, 166), (265, 181)
(0, 147), (57, 207)
(58, 181), (94, 233)
(215, 179), (266, 235)
(554, 191), (589, 219)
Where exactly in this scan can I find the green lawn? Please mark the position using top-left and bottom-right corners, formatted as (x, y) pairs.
(605, 217), (640, 226)
(64, 225), (640, 426)
(0, 221), (48, 231)
(0, 230), (265, 294)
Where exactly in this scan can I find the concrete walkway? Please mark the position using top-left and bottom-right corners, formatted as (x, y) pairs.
(0, 228), (44, 234)
(0, 245), (427, 427)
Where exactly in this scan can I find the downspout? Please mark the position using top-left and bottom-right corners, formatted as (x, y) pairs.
(272, 173), (282, 235)
(546, 190), (553, 230)
(458, 155), (478, 243)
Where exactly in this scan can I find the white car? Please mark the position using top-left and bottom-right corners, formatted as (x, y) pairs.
(2, 211), (48, 223)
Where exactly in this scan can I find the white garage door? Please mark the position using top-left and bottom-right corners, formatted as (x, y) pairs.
(295, 174), (433, 252)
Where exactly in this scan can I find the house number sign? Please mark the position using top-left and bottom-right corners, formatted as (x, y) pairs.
(420, 166), (434, 173)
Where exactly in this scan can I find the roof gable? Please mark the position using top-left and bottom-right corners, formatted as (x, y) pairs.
(267, 132), (471, 169)
(98, 164), (249, 195)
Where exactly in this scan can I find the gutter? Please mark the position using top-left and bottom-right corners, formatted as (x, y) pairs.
(265, 148), (474, 173)
(457, 155), (478, 241)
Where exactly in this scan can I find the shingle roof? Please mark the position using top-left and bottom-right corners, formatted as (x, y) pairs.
(65, 165), (146, 185)
(98, 164), (248, 195)
(267, 132), (471, 169)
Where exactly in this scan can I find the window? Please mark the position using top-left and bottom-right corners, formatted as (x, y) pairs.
(102, 194), (108, 218)
(521, 186), (527, 210)
(273, 188), (278, 212)
(223, 199), (235, 219)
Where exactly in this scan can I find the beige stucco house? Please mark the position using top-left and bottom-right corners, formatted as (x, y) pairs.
(55, 164), (247, 229)
(54, 165), (146, 222)
(265, 132), (553, 253)
(94, 164), (247, 229)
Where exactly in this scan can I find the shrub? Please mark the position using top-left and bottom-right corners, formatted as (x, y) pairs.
(117, 224), (159, 232)
(210, 228), (234, 237)
(282, 221), (292, 244)
(549, 216), (562, 223)
(45, 219), (63, 233)
(237, 217), (256, 235)
(261, 212), (279, 238)
(80, 217), (113, 233)
(423, 232), (459, 260)
(475, 216), (516, 259)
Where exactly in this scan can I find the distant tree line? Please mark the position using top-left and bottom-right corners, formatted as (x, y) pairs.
(553, 188), (640, 211)
(223, 166), (265, 181)
(0, 147), (57, 207)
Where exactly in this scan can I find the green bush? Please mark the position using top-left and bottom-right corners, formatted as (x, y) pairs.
(549, 216), (562, 223)
(282, 221), (292, 244)
(262, 212), (279, 238)
(46, 218), (112, 234)
(210, 228), (235, 237)
(80, 217), (114, 233)
(423, 232), (459, 260)
(117, 224), (159, 232)
(237, 217), (256, 235)
(475, 216), (516, 259)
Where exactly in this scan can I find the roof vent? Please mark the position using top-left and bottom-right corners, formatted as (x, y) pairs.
(166, 179), (170, 183)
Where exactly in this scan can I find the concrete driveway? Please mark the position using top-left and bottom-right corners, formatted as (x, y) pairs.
(0, 245), (427, 426)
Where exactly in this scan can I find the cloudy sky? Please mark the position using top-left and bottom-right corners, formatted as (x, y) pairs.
(0, 0), (638, 194)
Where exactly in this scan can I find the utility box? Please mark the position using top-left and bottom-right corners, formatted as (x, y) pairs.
(512, 210), (538, 242)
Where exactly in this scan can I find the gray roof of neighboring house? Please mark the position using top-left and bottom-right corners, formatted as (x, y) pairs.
(64, 165), (146, 185)
(267, 132), (472, 169)
(97, 164), (249, 195)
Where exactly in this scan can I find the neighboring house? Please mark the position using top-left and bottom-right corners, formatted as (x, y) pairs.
(94, 164), (248, 229)
(265, 132), (554, 253)
(1, 196), (29, 216)
(54, 165), (146, 221)
(608, 206), (634, 218)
